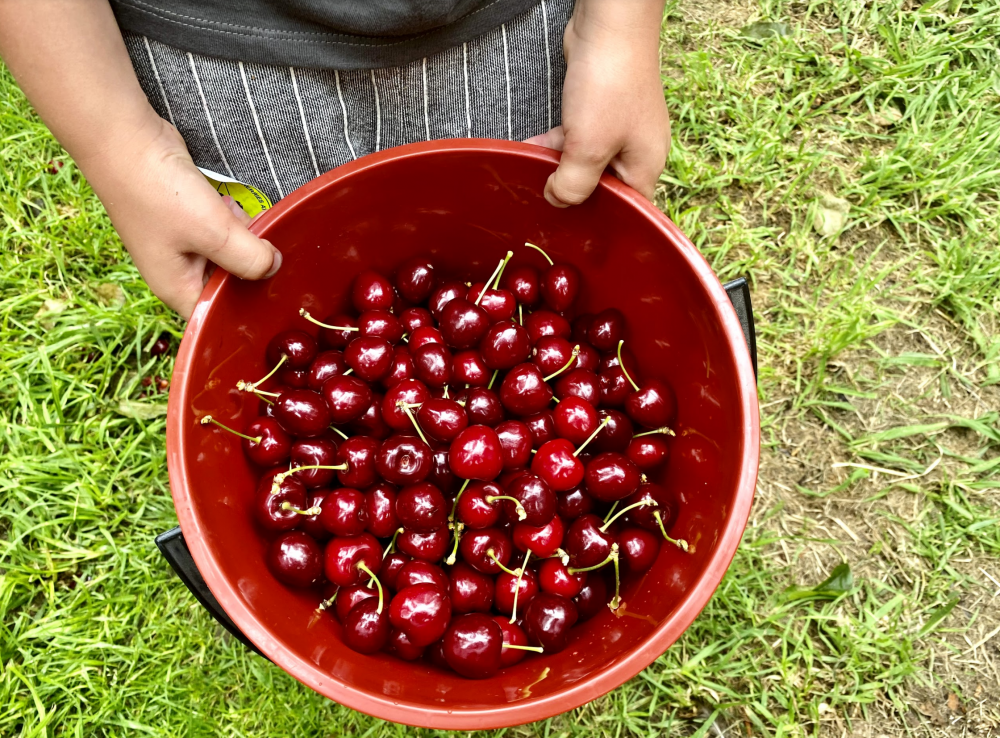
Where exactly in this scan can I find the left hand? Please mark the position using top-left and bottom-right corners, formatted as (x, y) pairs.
(525, 0), (669, 206)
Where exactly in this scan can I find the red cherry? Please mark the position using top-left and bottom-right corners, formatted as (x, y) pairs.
(351, 270), (395, 312)
(317, 313), (357, 350)
(343, 598), (391, 654)
(524, 410), (557, 448)
(416, 398), (469, 443)
(266, 530), (322, 587)
(541, 263), (581, 312)
(495, 567), (539, 615)
(565, 514), (615, 568)
(409, 325), (445, 350)
(557, 484), (595, 520)
(461, 387), (506, 426)
(455, 482), (503, 529)
(449, 562), (495, 613)
(513, 514), (565, 557)
(273, 388), (332, 437)
(538, 558), (586, 598)
(495, 420), (533, 470)
(452, 350), (491, 386)
(398, 306), (434, 334)
(619, 527), (660, 571)
(459, 527), (513, 574)
(388, 629), (426, 661)
(574, 343), (601, 372)
(479, 321), (532, 370)
(395, 559), (449, 592)
(428, 281), (467, 319)
(574, 574), (608, 621)
(598, 367), (633, 408)
(505, 473), (557, 526)
(365, 482), (399, 538)
(593, 409), (634, 453)
(239, 417), (291, 466)
(307, 350), (348, 390)
(449, 425), (503, 481)
(626, 434), (670, 471)
(531, 439), (584, 492)
(266, 330), (317, 370)
(625, 379), (678, 428)
(323, 533), (381, 586)
(442, 613), (503, 678)
(395, 481), (447, 532)
(335, 583), (377, 623)
(584, 452), (642, 502)
(344, 336), (394, 382)
(389, 583), (452, 647)
(428, 447), (460, 496)
(379, 552), (410, 591)
(301, 489), (331, 540)
(335, 435), (381, 488)
(278, 367), (309, 388)
(587, 308), (625, 352)
(524, 593), (578, 653)
(599, 344), (640, 375)
(531, 336), (576, 376)
(322, 374), (373, 425)
(552, 396), (599, 445)
(381, 378), (431, 431)
(398, 527), (449, 562)
(439, 298), (490, 349)
(347, 393), (391, 439)
(394, 257), (436, 303)
(500, 265), (541, 307)
(376, 435), (432, 486)
(572, 314), (593, 343)
(357, 310), (404, 344)
(499, 363), (553, 416)
(555, 369), (600, 406)
(412, 343), (453, 387)
(622, 482), (677, 533)
(254, 475), (308, 532)
(319, 487), (368, 536)
(524, 310), (571, 343)
(381, 346), (416, 389)
(468, 283), (517, 322)
(494, 617), (531, 667)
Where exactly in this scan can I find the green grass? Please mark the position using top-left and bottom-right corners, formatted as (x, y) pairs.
(3, 0), (1000, 735)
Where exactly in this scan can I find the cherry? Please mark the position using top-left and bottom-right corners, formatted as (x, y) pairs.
(585, 452), (641, 502)
(439, 298), (490, 349)
(364, 482), (399, 538)
(524, 310), (571, 343)
(428, 447), (460, 496)
(301, 490), (331, 540)
(574, 343), (601, 372)
(598, 367), (633, 408)
(626, 434), (670, 471)
(394, 257), (436, 303)
(505, 473), (557, 526)
(449, 425), (503, 481)
(449, 562), (495, 613)
(389, 629), (426, 661)
(351, 270), (395, 312)
(499, 363), (553, 416)
(572, 314), (593, 343)
(593, 409), (634, 453)
(344, 336), (394, 382)
(531, 439), (583, 492)
(278, 367), (309, 388)
(557, 484), (595, 520)
(409, 325), (446, 350)
(495, 420), (533, 470)
(538, 558), (586, 598)
(266, 330), (317, 370)
(381, 347), (416, 389)
(323, 533), (381, 586)
(459, 528), (513, 574)
(389, 583), (452, 647)
(552, 396), (599, 445)
(461, 388), (505, 426)
(479, 321), (531, 370)
(621, 483), (686, 550)
(343, 598), (391, 654)
(376, 435), (432, 485)
(379, 552), (410, 591)
(599, 344), (640, 376)
(524, 593), (578, 653)
(455, 482), (503, 529)
(395, 559), (449, 592)
(349, 393), (392, 439)
(203, 415), (291, 467)
(428, 281), (467, 319)
(322, 374), (373, 425)
(398, 306), (434, 334)
(273, 388), (332, 437)
(381, 378), (431, 431)
(266, 530), (322, 587)
(494, 617), (531, 667)
(443, 613), (503, 679)
(395, 481), (447, 532)
(524, 410), (557, 448)
(531, 336), (576, 376)
(336, 583), (377, 623)
(426, 638), (450, 670)
(254, 475), (308, 532)
(587, 308), (625, 352)
(574, 574), (608, 621)
(467, 283), (516, 322)
(555, 369), (601, 406)
(398, 527), (449, 562)
(335, 435), (381, 488)
(307, 350), (348, 390)
(452, 350), (491, 386)
(495, 567), (539, 616)
(500, 265), (541, 307)
(626, 378), (678, 429)
(316, 313), (357, 350)
(416, 398), (469, 443)
(541, 263), (581, 312)
(357, 310), (403, 344)
(412, 343), (452, 387)
(565, 514), (615, 568)
(513, 514), (565, 557)
(619, 527), (660, 571)
(317, 487), (367, 536)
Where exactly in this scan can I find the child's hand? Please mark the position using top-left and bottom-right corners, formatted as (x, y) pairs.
(86, 118), (281, 319)
(526, 0), (669, 207)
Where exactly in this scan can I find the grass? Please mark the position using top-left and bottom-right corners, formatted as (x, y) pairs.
(2, 0), (999, 735)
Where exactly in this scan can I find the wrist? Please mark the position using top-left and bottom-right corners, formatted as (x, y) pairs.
(566, 0), (664, 56)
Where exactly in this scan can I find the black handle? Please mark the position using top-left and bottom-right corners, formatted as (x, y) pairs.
(155, 527), (266, 659)
(723, 277), (757, 380)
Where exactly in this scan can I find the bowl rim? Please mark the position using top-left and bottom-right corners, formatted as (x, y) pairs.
(167, 138), (760, 729)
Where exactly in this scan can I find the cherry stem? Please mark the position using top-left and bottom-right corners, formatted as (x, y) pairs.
(502, 643), (544, 653)
(568, 543), (619, 575)
(485, 495), (527, 521)
(654, 511), (689, 552)
(247, 388), (280, 398)
(382, 527), (404, 559)
(356, 562), (383, 613)
(609, 548), (622, 611)
(488, 369), (499, 390)
(448, 479), (472, 521)
(343, 368), (354, 376)
(616, 340), (640, 392)
(550, 548), (570, 565)
(492, 250), (515, 290)
(273, 464), (347, 487)
(238, 354), (287, 393)
(444, 522), (464, 566)
(633, 426), (676, 438)
(443, 385), (449, 399)
(200, 415), (262, 444)
(542, 345), (580, 382)
(518, 304), (523, 326)
(524, 242), (553, 266)
(487, 549), (519, 577)
(299, 308), (359, 332)
(279, 501), (322, 516)
(309, 590), (338, 627)
(509, 549), (531, 623)
(573, 416), (611, 457)
(399, 402), (430, 446)
(329, 426), (349, 440)
(476, 251), (514, 305)
(601, 499), (656, 532)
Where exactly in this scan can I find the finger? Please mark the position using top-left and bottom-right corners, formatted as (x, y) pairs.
(221, 195), (253, 227)
(195, 218), (282, 281)
(544, 138), (614, 208)
(524, 126), (566, 151)
(609, 126), (671, 202)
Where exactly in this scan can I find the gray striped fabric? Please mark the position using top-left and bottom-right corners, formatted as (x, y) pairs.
(123, 0), (572, 204)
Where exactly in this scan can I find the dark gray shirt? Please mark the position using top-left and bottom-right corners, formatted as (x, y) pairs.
(110, 0), (542, 70)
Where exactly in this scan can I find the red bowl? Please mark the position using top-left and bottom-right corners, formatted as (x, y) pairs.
(167, 140), (759, 728)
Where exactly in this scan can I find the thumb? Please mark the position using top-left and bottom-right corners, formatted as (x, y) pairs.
(197, 217), (282, 281)
(543, 138), (613, 208)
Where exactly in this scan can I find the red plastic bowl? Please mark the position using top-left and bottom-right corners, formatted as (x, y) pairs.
(167, 140), (759, 729)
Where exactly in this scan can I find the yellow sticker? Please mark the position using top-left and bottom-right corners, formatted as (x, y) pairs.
(198, 167), (272, 218)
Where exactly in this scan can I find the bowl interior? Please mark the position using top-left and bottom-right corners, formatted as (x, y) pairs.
(169, 141), (757, 727)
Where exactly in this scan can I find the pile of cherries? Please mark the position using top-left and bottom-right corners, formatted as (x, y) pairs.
(201, 244), (687, 679)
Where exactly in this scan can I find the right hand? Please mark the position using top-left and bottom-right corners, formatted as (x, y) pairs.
(85, 116), (281, 319)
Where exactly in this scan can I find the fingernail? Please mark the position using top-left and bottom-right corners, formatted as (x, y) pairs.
(264, 245), (282, 279)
